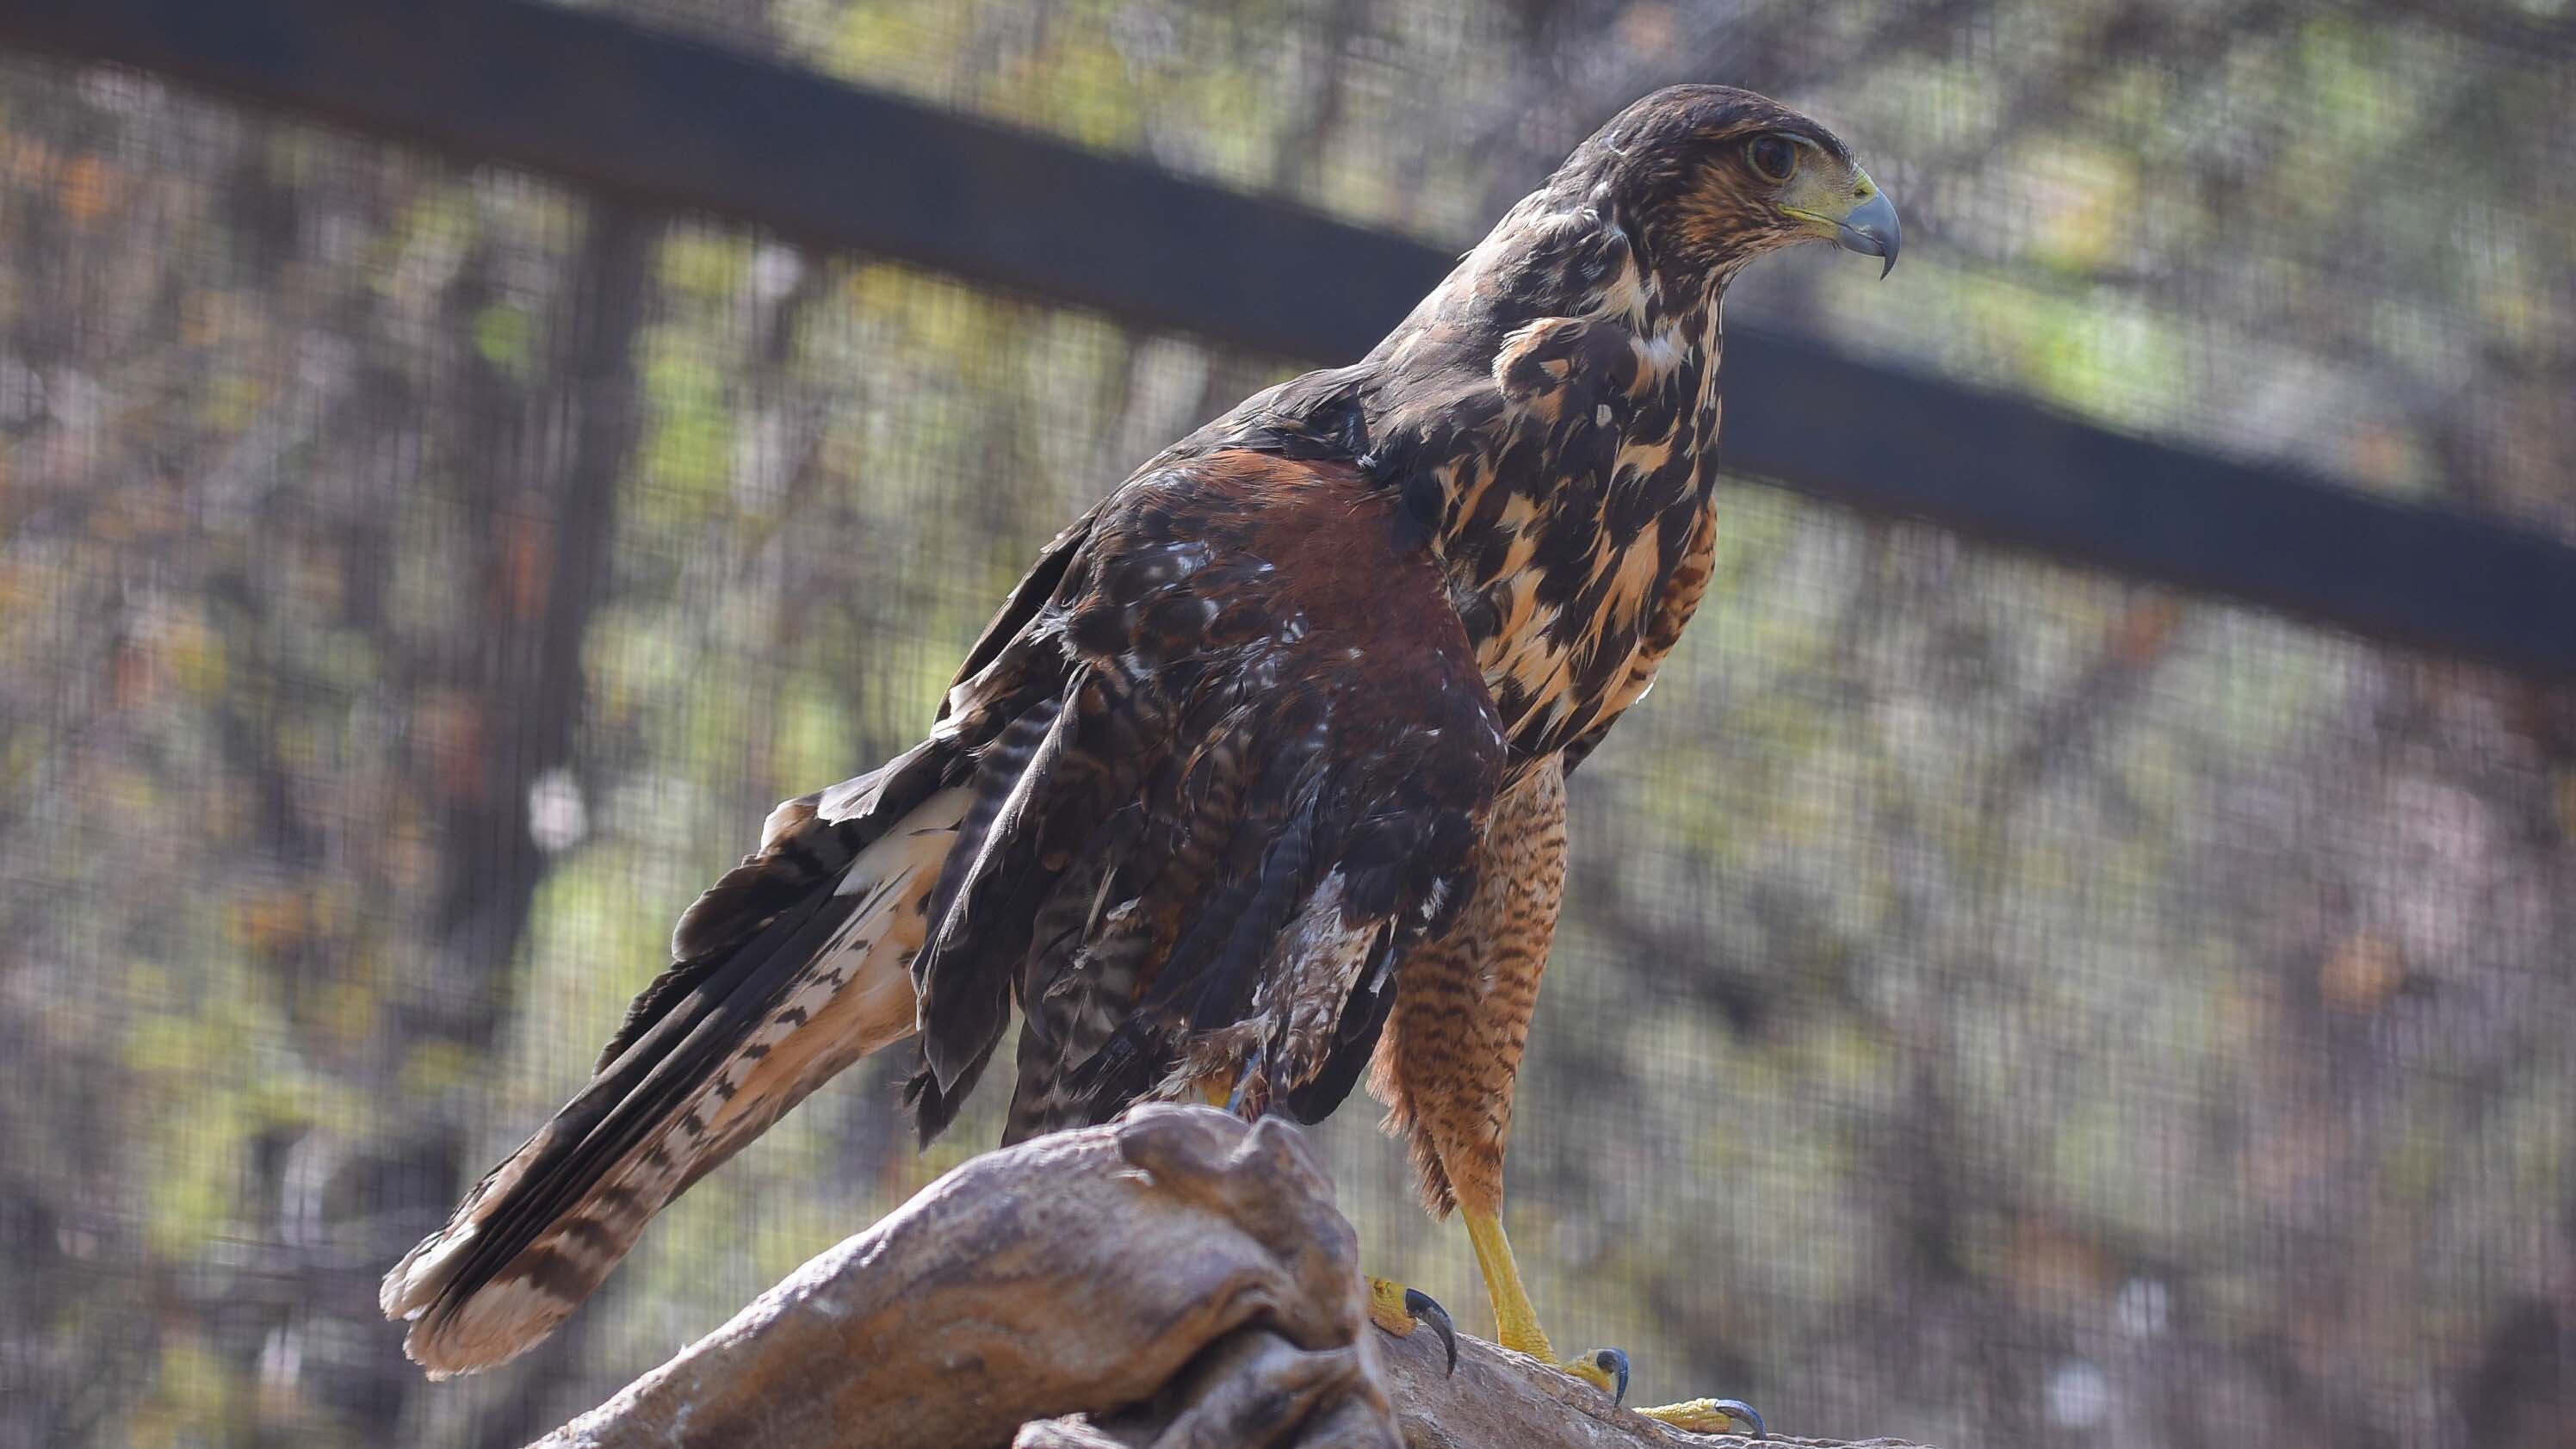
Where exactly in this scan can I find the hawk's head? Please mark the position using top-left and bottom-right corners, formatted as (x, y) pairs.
(1575, 84), (1899, 285)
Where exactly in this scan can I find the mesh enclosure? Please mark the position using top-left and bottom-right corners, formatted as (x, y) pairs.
(3, 5), (2573, 1448)
(565, 0), (2576, 542)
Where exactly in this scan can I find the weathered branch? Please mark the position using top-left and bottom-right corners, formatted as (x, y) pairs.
(526, 1105), (1931, 1449)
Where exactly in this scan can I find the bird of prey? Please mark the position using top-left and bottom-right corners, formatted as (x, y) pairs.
(384, 84), (1897, 1431)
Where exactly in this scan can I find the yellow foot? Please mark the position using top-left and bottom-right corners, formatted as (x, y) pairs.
(1548, 1346), (1621, 1394)
(1634, 1392), (1767, 1439)
(1544, 1348), (1765, 1438)
(1365, 1277), (1458, 1373)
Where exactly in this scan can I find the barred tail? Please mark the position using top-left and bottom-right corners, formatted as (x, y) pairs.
(380, 783), (969, 1377)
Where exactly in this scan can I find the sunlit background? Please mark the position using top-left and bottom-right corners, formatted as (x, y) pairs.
(3, 3), (2572, 1446)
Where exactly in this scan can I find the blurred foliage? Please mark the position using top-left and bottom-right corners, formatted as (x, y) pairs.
(3, 3), (2573, 1448)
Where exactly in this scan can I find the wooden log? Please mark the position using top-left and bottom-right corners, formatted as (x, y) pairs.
(525, 1105), (1931, 1449)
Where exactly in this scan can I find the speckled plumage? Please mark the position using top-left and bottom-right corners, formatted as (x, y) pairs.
(384, 83), (1892, 1380)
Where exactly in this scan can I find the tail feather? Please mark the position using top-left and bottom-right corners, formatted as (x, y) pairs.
(381, 784), (968, 1377)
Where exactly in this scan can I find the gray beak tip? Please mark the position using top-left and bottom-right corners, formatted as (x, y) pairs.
(1835, 191), (1901, 278)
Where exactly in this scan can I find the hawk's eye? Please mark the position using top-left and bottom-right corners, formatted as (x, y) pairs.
(1746, 133), (1797, 183)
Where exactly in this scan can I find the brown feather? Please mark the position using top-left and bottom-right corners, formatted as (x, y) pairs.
(913, 449), (1506, 1141)
(387, 83), (1877, 1378)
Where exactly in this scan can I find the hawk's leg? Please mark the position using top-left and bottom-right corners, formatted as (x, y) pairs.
(1458, 1206), (1571, 1366)
(1458, 1205), (1762, 1436)
(1369, 761), (1764, 1437)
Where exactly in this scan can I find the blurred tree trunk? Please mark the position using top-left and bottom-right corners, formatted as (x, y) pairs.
(416, 201), (653, 1046)
(372, 200), (659, 1446)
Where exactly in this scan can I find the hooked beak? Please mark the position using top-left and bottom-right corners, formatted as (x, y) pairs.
(1835, 189), (1901, 278)
(1783, 167), (1902, 279)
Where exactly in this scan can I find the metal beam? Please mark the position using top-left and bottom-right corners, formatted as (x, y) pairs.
(8, 0), (2575, 678)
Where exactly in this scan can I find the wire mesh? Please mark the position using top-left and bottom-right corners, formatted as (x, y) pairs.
(562, 0), (2576, 543)
(2, 5), (2571, 1448)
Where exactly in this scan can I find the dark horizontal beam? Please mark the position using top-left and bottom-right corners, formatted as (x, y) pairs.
(0, 0), (1445, 361)
(1724, 332), (2576, 677)
(9, 0), (2576, 678)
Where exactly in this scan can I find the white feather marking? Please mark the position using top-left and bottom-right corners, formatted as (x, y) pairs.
(1259, 873), (1380, 1080)
(412, 1276), (565, 1380)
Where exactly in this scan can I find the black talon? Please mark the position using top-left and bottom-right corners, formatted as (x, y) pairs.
(1402, 1288), (1458, 1376)
(1712, 1398), (1765, 1440)
(1595, 1347), (1631, 1406)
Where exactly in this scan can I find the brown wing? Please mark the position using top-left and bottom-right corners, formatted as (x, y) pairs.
(905, 449), (1509, 1142)
(942, 499), (1105, 720)
(381, 448), (1505, 1374)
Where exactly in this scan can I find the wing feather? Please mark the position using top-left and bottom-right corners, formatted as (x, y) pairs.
(908, 448), (1507, 1142)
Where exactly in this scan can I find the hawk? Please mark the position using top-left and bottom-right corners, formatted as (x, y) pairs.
(384, 84), (1897, 1431)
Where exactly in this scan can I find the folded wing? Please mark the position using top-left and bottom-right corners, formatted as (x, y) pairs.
(908, 449), (1509, 1143)
(383, 446), (1504, 1375)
